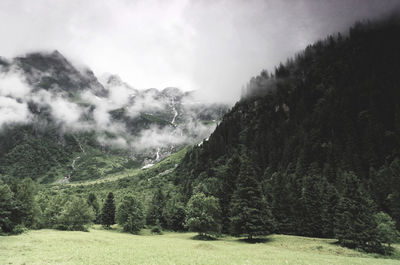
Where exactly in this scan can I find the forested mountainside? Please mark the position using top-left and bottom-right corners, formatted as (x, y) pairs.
(0, 51), (228, 183)
(175, 17), (400, 239)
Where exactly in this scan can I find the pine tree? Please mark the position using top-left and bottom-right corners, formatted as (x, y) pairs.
(334, 172), (382, 253)
(87, 193), (100, 223)
(230, 155), (274, 240)
(270, 172), (293, 233)
(220, 152), (240, 233)
(0, 181), (16, 233)
(321, 181), (339, 238)
(146, 188), (166, 226)
(300, 173), (324, 237)
(101, 192), (115, 228)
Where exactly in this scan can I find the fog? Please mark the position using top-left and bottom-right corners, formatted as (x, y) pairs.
(0, 0), (399, 103)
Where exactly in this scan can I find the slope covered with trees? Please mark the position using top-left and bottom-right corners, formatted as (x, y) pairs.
(175, 17), (400, 252)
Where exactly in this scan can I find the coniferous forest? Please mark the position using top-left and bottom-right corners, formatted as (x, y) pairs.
(175, 17), (400, 253)
(1, 14), (400, 262)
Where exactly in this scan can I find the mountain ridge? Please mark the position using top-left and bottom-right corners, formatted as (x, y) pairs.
(0, 50), (229, 183)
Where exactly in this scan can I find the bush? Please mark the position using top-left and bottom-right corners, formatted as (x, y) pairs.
(12, 224), (28, 235)
(151, 220), (163, 234)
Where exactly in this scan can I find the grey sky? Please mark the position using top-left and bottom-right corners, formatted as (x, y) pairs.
(0, 0), (399, 103)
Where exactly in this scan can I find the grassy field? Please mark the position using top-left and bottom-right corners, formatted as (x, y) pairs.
(1, 227), (400, 265)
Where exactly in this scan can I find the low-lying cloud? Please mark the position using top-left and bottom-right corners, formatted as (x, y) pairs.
(0, 66), (219, 158)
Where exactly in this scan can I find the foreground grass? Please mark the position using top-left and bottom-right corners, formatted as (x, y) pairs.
(1, 228), (400, 265)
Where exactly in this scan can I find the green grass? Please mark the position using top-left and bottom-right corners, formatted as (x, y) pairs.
(1, 228), (400, 265)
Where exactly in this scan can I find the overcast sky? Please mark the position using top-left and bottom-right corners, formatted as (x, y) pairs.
(0, 0), (399, 103)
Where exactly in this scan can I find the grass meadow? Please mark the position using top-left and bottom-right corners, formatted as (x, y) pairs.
(1, 226), (400, 265)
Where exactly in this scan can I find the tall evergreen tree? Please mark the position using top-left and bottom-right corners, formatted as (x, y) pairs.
(230, 155), (274, 240)
(219, 152), (240, 233)
(146, 188), (166, 226)
(321, 181), (340, 238)
(0, 181), (16, 233)
(101, 192), (115, 228)
(334, 172), (382, 253)
(87, 193), (100, 223)
(162, 194), (186, 231)
(300, 173), (324, 237)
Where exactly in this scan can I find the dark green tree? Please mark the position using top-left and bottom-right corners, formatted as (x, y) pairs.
(230, 155), (275, 240)
(116, 195), (145, 234)
(101, 192), (115, 228)
(374, 212), (400, 249)
(0, 181), (16, 233)
(334, 172), (382, 253)
(219, 152), (240, 233)
(300, 173), (324, 237)
(13, 178), (37, 228)
(87, 193), (100, 223)
(162, 195), (186, 231)
(321, 181), (340, 238)
(146, 188), (166, 226)
(185, 193), (221, 237)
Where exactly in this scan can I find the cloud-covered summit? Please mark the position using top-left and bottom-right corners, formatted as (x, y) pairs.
(0, 50), (228, 163)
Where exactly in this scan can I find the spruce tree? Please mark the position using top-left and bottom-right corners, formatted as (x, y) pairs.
(230, 154), (274, 240)
(146, 188), (166, 226)
(101, 192), (115, 228)
(87, 193), (100, 223)
(0, 181), (16, 233)
(300, 173), (324, 237)
(334, 172), (382, 253)
(321, 181), (339, 238)
(220, 152), (240, 233)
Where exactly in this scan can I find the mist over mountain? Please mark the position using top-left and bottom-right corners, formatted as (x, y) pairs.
(0, 50), (228, 183)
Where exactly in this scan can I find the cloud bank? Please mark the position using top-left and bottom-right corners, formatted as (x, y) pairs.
(0, 0), (399, 103)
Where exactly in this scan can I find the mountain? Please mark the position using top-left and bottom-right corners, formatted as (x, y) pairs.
(0, 51), (228, 183)
(175, 17), (400, 235)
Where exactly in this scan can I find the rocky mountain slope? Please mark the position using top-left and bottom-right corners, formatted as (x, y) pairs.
(0, 51), (228, 183)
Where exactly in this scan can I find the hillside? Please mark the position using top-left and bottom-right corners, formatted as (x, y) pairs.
(175, 17), (400, 239)
(0, 51), (228, 183)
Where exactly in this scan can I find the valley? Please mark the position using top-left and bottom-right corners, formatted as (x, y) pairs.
(1, 6), (400, 265)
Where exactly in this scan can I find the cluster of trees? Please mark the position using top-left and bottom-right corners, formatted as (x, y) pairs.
(174, 18), (400, 254)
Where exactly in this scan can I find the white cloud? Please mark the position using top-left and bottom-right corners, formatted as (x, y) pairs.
(0, 0), (398, 103)
(0, 96), (31, 127)
(0, 71), (31, 98)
